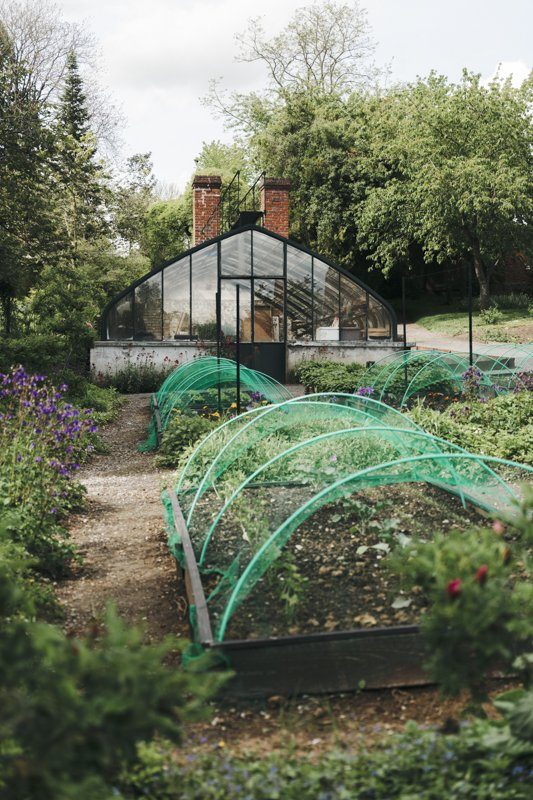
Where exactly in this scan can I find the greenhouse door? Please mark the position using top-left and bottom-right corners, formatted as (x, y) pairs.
(219, 277), (287, 384)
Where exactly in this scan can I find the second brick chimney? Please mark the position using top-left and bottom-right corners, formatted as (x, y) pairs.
(260, 177), (291, 239)
(192, 175), (222, 246)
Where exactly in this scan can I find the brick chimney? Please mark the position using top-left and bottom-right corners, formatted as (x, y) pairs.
(192, 175), (222, 246)
(260, 177), (291, 239)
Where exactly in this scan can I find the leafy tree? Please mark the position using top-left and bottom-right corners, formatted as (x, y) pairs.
(356, 72), (533, 306)
(195, 139), (252, 184)
(114, 152), (157, 253)
(143, 198), (191, 267)
(0, 20), (57, 334)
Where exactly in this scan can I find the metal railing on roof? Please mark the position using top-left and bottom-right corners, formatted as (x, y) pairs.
(197, 170), (266, 241)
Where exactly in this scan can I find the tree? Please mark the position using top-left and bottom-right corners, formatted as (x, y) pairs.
(0, 20), (57, 333)
(236, 1), (378, 96)
(55, 49), (108, 252)
(195, 139), (252, 184)
(113, 152), (157, 253)
(143, 198), (191, 267)
(356, 72), (533, 306)
(205, 1), (380, 135)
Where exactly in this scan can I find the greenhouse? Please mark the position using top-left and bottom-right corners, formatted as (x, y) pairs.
(97, 224), (399, 382)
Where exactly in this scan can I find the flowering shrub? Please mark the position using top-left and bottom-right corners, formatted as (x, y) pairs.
(95, 353), (179, 393)
(390, 500), (533, 703)
(514, 371), (533, 393)
(461, 365), (483, 401)
(0, 366), (97, 574)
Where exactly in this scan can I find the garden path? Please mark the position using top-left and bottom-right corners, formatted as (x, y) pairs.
(56, 394), (187, 642)
(407, 322), (529, 357)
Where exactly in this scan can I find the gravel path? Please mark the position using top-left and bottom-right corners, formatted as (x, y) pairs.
(57, 395), (187, 642)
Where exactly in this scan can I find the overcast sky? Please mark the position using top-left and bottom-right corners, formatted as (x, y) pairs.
(56, 0), (532, 189)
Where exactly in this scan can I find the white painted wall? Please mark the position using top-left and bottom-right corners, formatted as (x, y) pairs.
(91, 340), (413, 379)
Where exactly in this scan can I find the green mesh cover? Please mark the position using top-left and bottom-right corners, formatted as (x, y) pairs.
(164, 391), (532, 644)
(140, 356), (293, 451)
(363, 346), (533, 406)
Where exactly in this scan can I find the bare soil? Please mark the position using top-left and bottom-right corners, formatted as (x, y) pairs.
(56, 394), (188, 642)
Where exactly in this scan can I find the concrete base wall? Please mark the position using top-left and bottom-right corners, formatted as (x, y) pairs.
(91, 340), (413, 379)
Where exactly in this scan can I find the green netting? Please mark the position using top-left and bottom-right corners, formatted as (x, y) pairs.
(363, 348), (531, 406)
(165, 390), (532, 644)
(139, 356), (293, 451)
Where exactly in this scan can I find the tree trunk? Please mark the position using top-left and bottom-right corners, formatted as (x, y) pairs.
(471, 241), (490, 310)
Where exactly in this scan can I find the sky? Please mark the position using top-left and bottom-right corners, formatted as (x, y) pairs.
(55, 0), (532, 189)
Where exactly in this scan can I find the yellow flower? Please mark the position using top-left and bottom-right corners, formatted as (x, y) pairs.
(211, 411), (220, 418)
(230, 402), (237, 409)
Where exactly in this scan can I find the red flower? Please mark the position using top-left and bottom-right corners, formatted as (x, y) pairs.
(475, 565), (488, 585)
(446, 578), (462, 599)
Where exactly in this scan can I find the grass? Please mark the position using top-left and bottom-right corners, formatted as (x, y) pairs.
(394, 299), (532, 343)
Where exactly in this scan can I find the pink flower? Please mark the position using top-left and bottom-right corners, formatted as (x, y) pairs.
(474, 565), (488, 586)
(446, 578), (462, 600)
(492, 520), (505, 535)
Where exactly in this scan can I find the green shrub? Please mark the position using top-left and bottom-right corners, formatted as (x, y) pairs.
(480, 306), (505, 325)
(295, 360), (366, 393)
(95, 356), (177, 394)
(0, 517), (222, 800)
(122, 719), (533, 799)
(407, 391), (533, 465)
(0, 333), (73, 374)
(389, 524), (532, 702)
(156, 411), (218, 468)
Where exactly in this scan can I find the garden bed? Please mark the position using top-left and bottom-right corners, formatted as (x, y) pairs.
(168, 486), (491, 697)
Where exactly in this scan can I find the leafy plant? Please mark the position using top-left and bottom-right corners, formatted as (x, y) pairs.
(0, 366), (100, 574)
(389, 497), (533, 702)
(480, 306), (504, 325)
(295, 360), (366, 393)
(0, 516), (223, 800)
(408, 391), (533, 465)
(156, 411), (218, 468)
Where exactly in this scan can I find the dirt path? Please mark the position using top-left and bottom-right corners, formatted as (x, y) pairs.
(57, 395), (187, 642)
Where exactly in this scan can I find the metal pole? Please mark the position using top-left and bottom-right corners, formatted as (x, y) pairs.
(467, 262), (473, 366)
(402, 276), (408, 392)
(216, 290), (222, 414)
(401, 276), (407, 350)
(236, 284), (241, 414)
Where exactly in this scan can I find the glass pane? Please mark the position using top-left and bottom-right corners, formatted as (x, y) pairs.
(163, 257), (190, 339)
(286, 246), (312, 341)
(253, 230), (284, 276)
(191, 243), (218, 339)
(107, 292), (133, 340)
(340, 274), (366, 341)
(134, 273), (162, 341)
(254, 278), (284, 342)
(221, 231), (252, 277)
(220, 279), (252, 343)
(367, 294), (391, 339)
(313, 258), (340, 340)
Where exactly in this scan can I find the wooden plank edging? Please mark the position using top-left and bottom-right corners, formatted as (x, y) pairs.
(167, 489), (213, 644)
